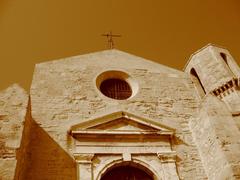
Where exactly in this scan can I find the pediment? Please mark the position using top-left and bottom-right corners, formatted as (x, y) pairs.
(70, 111), (175, 137)
(75, 117), (159, 131)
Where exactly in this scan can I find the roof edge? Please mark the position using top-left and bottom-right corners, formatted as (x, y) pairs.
(183, 43), (229, 71)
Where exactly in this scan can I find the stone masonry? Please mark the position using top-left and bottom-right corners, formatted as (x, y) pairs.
(0, 44), (239, 180)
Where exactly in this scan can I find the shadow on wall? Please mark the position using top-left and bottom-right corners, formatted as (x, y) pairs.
(27, 119), (76, 180)
(15, 108), (76, 180)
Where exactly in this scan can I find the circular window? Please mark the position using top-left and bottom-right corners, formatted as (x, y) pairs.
(96, 70), (138, 100)
(100, 78), (132, 100)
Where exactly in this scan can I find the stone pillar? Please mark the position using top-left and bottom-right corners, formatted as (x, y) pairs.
(157, 152), (179, 180)
(74, 153), (95, 180)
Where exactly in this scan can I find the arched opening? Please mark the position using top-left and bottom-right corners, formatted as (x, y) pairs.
(220, 52), (235, 76)
(100, 162), (154, 180)
(190, 68), (206, 97)
(220, 52), (228, 65)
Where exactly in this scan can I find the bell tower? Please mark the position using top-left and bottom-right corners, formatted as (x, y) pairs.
(185, 44), (240, 115)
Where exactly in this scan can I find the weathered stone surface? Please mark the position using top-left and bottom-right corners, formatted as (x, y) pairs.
(29, 49), (205, 179)
(189, 95), (240, 179)
(0, 84), (28, 180)
(0, 44), (239, 180)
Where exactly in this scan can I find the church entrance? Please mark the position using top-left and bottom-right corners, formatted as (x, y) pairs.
(71, 111), (178, 180)
(101, 165), (153, 180)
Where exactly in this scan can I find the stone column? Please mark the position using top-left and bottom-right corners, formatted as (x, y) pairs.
(74, 153), (95, 180)
(157, 152), (179, 180)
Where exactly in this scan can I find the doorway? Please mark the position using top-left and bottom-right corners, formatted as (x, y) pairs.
(101, 165), (153, 180)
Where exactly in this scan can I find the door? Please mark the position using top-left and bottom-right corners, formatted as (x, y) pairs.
(101, 165), (153, 180)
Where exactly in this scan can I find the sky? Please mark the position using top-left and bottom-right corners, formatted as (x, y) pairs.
(0, 0), (240, 91)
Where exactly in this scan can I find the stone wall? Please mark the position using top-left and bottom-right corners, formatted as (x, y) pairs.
(1, 47), (238, 179)
(14, 101), (32, 180)
(30, 50), (207, 179)
(189, 95), (240, 180)
(185, 44), (240, 94)
(233, 115), (240, 130)
(23, 118), (77, 180)
(0, 84), (77, 180)
(0, 84), (28, 180)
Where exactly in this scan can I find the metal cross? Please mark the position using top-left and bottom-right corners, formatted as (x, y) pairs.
(102, 31), (121, 49)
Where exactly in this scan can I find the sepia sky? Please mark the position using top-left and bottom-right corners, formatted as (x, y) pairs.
(0, 0), (240, 91)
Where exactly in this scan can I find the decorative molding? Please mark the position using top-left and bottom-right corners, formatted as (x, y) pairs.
(70, 110), (176, 133)
(211, 78), (239, 99)
(69, 111), (175, 140)
(122, 153), (132, 161)
(73, 153), (95, 164)
(71, 129), (173, 137)
(157, 151), (177, 163)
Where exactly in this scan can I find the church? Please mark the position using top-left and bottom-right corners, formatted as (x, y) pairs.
(0, 44), (240, 180)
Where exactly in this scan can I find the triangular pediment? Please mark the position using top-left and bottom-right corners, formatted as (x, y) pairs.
(84, 117), (159, 131)
(70, 111), (175, 136)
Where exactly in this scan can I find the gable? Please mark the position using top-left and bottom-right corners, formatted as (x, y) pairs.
(87, 117), (158, 131)
(35, 49), (183, 75)
(70, 111), (175, 137)
(69, 111), (176, 156)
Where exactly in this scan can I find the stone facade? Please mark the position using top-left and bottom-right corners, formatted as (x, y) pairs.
(0, 44), (239, 180)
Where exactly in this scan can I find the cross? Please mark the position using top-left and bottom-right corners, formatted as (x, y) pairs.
(102, 31), (121, 49)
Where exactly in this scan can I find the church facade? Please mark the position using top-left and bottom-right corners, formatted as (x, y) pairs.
(0, 44), (240, 180)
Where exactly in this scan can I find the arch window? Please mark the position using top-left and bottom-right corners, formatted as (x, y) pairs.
(220, 52), (235, 76)
(190, 68), (206, 97)
(220, 52), (228, 65)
